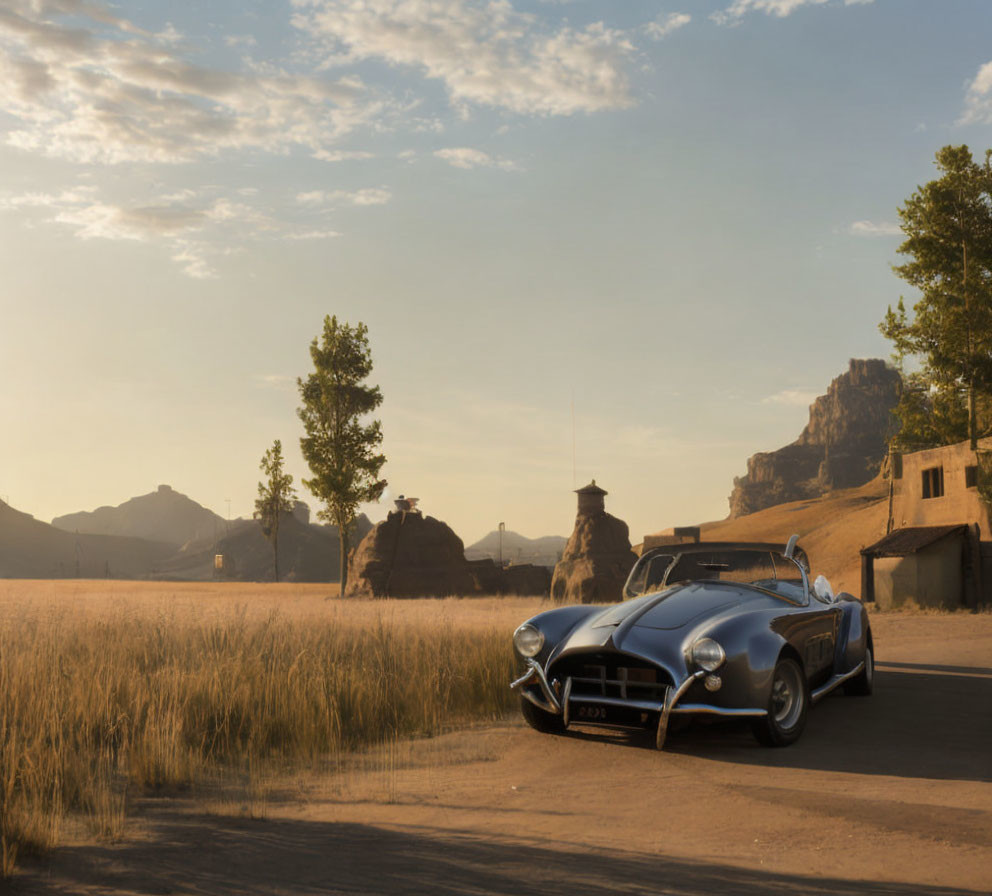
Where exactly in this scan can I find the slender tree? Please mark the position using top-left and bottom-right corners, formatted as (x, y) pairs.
(255, 439), (296, 583)
(881, 145), (992, 449)
(297, 316), (386, 595)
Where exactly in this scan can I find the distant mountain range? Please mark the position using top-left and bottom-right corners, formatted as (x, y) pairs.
(0, 499), (175, 579)
(52, 484), (226, 547)
(465, 530), (567, 568)
(2, 486), (371, 582)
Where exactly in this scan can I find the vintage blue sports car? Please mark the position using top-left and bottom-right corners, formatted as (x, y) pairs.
(510, 537), (873, 749)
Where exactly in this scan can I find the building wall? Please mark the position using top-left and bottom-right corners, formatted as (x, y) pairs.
(916, 539), (964, 608)
(873, 556), (916, 610)
(891, 438), (992, 533)
(872, 539), (963, 610)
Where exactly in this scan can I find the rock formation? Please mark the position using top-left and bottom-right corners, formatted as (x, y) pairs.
(728, 358), (901, 518)
(346, 510), (481, 598)
(347, 510), (552, 597)
(551, 482), (636, 603)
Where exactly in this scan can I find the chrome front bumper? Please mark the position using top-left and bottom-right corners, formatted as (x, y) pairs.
(510, 660), (767, 750)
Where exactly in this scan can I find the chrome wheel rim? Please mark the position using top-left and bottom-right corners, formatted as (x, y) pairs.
(771, 662), (804, 729)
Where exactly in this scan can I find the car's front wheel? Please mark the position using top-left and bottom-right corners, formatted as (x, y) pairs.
(519, 695), (565, 734)
(752, 656), (809, 747)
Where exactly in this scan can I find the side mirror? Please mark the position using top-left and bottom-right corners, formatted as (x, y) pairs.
(813, 574), (834, 602)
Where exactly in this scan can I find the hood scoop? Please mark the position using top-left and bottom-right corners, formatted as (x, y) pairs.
(634, 584), (740, 631)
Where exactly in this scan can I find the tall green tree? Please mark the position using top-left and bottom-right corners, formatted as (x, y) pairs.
(880, 144), (992, 449)
(255, 439), (296, 583)
(297, 316), (386, 595)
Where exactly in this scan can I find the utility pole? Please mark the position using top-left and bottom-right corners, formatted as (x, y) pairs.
(498, 521), (505, 568)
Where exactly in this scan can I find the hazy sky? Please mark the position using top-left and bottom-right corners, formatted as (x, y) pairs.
(2, 0), (992, 546)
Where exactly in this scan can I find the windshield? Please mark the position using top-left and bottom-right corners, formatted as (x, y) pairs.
(624, 546), (807, 600)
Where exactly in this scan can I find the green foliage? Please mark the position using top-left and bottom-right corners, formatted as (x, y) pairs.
(254, 440), (296, 582)
(297, 316), (386, 592)
(880, 145), (992, 449)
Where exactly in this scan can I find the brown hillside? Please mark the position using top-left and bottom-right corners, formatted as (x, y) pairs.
(652, 477), (890, 596)
(0, 499), (176, 578)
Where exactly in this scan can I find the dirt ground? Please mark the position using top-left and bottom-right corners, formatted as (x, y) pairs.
(8, 601), (992, 896)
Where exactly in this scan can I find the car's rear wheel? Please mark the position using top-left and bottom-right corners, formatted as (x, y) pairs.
(752, 656), (808, 747)
(519, 695), (565, 734)
(844, 644), (874, 696)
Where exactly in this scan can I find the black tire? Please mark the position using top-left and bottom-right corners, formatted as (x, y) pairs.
(752, 656), (809, 747)
(844, 644), (874, 696)
(519, 695), (565, 734)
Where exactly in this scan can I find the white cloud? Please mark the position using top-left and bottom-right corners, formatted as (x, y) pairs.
(712, 0), (872, 25)
(645, 13), (691, 41)
(0, 0), (384, 164)
(848, 220), (901, 237)
(312, 149), (375, 162)
(762, 389), (819, 407)
(293, 0), (635, 116)
(959, 60), (992, 125)
(434, 147), (517, 170)
(0, 183), (347, 277)
(296, 187), (392, 206)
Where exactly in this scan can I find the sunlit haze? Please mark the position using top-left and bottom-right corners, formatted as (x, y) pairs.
(3, 0), (992, 545)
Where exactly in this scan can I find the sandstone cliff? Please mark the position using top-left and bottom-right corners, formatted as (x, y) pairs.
(728, 358), (900, 518)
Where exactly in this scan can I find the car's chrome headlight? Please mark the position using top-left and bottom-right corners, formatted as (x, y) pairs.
(690, 637), (725, 672)
(513, 623), (545, 658)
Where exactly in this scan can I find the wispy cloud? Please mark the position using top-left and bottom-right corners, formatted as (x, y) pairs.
(296, 187), (392, 206)
(645, 13), (691, 41)
(434, 147), (517, 171)
(848, 220), (901, 238)
(959, 60), (992, 125)
(0, 184), (347, 277)
(712, 0), (872, 25)
(762, 389), (819, 407)
(293, 0), (636, 116)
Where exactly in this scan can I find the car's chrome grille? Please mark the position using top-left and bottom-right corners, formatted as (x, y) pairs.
(550, 654), (673, 704)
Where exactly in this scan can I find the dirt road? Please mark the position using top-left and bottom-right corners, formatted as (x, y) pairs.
(12, 612), (992, 895)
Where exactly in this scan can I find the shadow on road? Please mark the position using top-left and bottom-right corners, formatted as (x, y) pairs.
(11, 810), (982, 896)
(562, 668), (992, 783)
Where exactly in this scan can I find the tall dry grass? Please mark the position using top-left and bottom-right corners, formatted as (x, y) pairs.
(0, 590), (530, 876)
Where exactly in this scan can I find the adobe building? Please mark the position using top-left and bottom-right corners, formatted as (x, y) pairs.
(861, 439), (991, 609)
(551, 481), (637, 603)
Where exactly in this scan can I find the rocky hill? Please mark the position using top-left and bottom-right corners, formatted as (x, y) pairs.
(0, 499), (175, 578)
(159, 513), (374, 582)
(465, 530), (566, 567)
(52, 485), (226, 547)
(728, 359), (900, 518)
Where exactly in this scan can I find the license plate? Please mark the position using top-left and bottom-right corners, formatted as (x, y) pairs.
(575, 704), (611, 721)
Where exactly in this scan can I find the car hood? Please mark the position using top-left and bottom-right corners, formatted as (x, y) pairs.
(546, 583), (747, 672)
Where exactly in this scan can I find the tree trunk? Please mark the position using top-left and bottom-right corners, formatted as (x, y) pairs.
(339, 523), (349, 597)
(273, 520), (280, 583)
(970, 382), (978, 450)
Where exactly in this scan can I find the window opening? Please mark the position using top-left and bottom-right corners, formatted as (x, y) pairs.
(922, 466), (944, 499)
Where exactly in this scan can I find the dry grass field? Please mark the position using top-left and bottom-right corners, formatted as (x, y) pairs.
(0, 580), (547, 876)
(3, 580), (991, 894)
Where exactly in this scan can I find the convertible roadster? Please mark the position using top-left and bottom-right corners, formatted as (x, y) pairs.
(510, 537), (873, 749)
